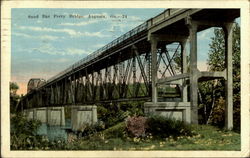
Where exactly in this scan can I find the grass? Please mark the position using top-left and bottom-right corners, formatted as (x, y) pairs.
(10, 114), (240, 151)
(61, 123), (240, 151)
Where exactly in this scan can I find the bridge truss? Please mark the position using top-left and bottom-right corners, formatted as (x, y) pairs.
(20, 40), (183, 108)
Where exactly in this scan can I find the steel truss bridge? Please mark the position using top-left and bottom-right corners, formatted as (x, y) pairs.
(19, 9), (240, 128)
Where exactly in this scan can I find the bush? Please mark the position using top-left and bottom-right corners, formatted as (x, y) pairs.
(11, 113), (41, 136)
(146, 115), (195, 139)
(125, 102), (144, 116)
(10, 113), (76, 150)
(97, 103), (132, 128)
(125, 116), (148, 137)
(97, 102), (144, 129)
(78, 121), (106, 137)
(103, 122), (127, 139)
(10, 113), (44, 149)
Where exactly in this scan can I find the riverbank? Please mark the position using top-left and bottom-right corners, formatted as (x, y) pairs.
(11, 115), (240, 150)
(55, 123), (240, 150)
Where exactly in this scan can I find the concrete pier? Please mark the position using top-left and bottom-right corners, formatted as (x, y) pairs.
(23, 107), (65, 126)
(23, 109), (35, 120)
(71, 105), (97, 131)
(34, 107), (47, 123)
(144, 102), (191, 123)
(47, 107), (65, 126)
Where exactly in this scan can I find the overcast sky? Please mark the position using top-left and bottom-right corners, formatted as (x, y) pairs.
(11, 8), (240, 95)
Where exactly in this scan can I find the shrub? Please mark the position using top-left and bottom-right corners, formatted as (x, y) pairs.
(11, 113), (41, 136)
(97, 104), (130, 128)
(125, 116), (148, 137)
(103, 122), (127, 139)
(78, 121), (106, 137)
(126, 102), (144, 116)
(97, 102), (144, 129)
(146, 115), (194, 139)
(10, 113), (44, 149)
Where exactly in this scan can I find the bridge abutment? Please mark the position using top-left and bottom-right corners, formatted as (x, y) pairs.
(71, 105), (97, 131)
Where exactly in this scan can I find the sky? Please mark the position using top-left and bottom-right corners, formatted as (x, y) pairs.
(11, 8), (240, 95)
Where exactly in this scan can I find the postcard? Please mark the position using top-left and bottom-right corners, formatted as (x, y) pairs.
(1, 0), (250, 157)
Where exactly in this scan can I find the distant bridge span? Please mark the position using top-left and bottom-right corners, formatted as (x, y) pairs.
(19, 9), (240, 129)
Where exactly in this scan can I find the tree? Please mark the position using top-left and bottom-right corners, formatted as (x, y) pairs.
(199, 23), (240, 130)
(10, 82), (20, 113)
(10, 82), (19, 96)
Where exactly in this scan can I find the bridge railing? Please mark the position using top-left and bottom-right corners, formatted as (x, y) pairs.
(147, 9), (184, 27)
(46, 21), (148, 85)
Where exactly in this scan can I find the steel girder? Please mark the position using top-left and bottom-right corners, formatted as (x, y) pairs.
(19, 41), (182, 109)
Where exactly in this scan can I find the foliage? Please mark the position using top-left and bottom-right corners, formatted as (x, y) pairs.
(11, 114), (72, 150)
(173, 49), (190, 73)
(11, 113), (41, 136)
(11, 114), (240, 150)
(103, 122), (127, 139)
(10, 113), (43, 149)
(120, 101), (145, 117)
(146, 115), (195, 139)
(10, 82), (19, 95)
(199, 23), (240, 130)
(64, 124), (240, 150)
(97, 101), (144, 128)
(209, 97), (225, 127)
(78, 121), (105, 137)
(10, 82), (20, 113)
(125, 116), (148, 137)
(97, 105), (127, 128)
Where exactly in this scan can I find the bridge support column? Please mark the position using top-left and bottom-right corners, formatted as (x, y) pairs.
(34, 107), (47, 123)
(181, 39), (188, 102)
(23, 109), (35, 120)
(187, 18), (199, 124)
(71, 105), (97, 131)
(151, 39), (158, 103)
(47, 107), (65, 126)
(34, 107), (48, 135)
(224, 23), (234, 130)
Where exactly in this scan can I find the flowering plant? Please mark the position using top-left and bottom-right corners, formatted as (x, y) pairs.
(125, 116), (148, 137)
